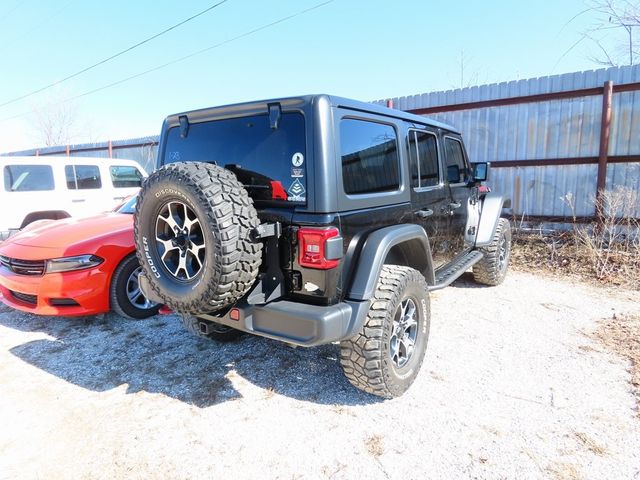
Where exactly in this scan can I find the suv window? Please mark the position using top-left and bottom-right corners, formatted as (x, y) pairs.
(65, 165), (102, 190)
(340, 118), (399, 195)
(3, 165), (54, 192)
(110, 165), (143, 188)
(444, 137), (468, 184)
(164, 112), (306, 204)
(408, 130), (439, 189)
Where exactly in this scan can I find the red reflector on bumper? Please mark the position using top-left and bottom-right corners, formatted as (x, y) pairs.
(229, 308), (240, 321)
(159, 305), (173, 315)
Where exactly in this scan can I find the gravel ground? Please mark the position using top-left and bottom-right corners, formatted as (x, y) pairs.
(0, 270), (639, 480)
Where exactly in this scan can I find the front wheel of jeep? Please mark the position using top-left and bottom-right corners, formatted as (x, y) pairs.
(339, 265), (431, 398)
(473, 218), (511, 286)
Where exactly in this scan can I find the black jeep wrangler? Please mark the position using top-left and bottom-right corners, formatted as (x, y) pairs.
(135, 95), (511, 398)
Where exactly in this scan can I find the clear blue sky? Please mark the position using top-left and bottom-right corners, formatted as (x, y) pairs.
(0, 0), (605, 152)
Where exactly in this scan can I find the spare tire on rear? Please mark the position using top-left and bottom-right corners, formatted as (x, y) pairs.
(134, 162), (262, 313)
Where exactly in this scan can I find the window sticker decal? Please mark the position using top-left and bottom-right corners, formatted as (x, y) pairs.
(288, 178), (306, 201)
(292, 152), (304, 167)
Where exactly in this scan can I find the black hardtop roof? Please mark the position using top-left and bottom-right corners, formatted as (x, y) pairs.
(165, 94), (460, 134)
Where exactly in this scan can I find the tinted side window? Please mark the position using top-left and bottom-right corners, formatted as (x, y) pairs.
(444, 137), (468, 184)
(110, 166), (143, 188)
(66, 165), (102, 190)
(408, 130), (439, 188)
(341, 119), (399, 195)
(3, 165), (54, 192)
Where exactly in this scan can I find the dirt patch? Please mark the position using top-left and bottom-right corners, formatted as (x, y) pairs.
(1, 271), (640, 479)
(365, 434), (384, 457)
(592, 313), (640, 414)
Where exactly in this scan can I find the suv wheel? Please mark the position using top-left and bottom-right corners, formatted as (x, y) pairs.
(134, 162), (262, 313)
(473, 218), (511, 286)
(340, 265), (430, 398)
(180, 314), (243, 342)
(110, 254), (160, 319)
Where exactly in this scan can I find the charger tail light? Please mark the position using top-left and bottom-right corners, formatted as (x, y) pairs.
(298, 227), (340, 270)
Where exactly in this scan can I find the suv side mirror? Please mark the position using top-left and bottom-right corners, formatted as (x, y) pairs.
(472, 162), (489, 182)
(447, 165), (460, 183)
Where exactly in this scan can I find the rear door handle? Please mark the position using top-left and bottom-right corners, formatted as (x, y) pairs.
(448, 202), (461, 210)
(416, 209), (434, 218)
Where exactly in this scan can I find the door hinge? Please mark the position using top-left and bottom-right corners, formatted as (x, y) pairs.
(252, 222), (282, 239)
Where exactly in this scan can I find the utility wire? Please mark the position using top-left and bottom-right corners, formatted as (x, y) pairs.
(0, 0), (335, 123)
(0, 0), (229, 109)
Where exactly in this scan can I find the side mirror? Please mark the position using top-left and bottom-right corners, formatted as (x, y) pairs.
(447, 165), (460, 183)
(472, 162), (489, 182)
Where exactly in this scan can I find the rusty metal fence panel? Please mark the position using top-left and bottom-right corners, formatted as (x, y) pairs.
(379, 65), (640, 220)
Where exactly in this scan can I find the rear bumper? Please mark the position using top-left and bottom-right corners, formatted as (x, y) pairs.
(199, 298), (369, 346)
(139, 273), (369, 346)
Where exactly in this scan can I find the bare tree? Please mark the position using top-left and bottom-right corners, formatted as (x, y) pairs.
(448, 49), (485, 89)
(29, 94), (80, 147)
(582, 0), (639, 66)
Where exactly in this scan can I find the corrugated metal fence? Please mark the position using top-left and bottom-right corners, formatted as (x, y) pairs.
(4, 65), (639, 220)
(379, 65), (640, 220)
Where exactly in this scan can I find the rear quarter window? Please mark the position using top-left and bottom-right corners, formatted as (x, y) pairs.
(3, 165), (55, 192)
(340, 118), (400, 195)
(110, 165), (143, 188)
(163, 112), (306, 205)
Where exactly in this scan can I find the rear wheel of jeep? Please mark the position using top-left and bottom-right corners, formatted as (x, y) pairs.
(339, 265), (430, 398)
(473, 218), (511, 286)
(134, 162), (262, 313)
(180, 314), (243, 342)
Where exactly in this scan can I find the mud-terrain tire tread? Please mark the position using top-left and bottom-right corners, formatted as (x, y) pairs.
(339, 265), (430, 399)
(134, 162), (262, 313)
(473, 217), (511, 286)
(180, 314), (243, 342)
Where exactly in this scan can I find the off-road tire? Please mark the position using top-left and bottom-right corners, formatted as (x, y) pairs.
(473, 218), (511, 286)
(181, 314), (243, 342)
(339, 265), (430, 398)
(134, 162), (262, 313)
(110, 253), (160, 320)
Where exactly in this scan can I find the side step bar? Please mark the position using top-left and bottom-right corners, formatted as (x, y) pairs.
(428, 250), (484, 291)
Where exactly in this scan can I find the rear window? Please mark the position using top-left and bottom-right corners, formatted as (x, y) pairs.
(3, 165), (54, 192)
(110, 165), (143, 188)
(164, 112), (306, 204)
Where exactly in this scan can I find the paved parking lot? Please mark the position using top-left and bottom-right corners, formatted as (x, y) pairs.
(1, 271), (639, 480)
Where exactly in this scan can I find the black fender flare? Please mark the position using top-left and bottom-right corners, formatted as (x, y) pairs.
(476, 193), (511, 247)
(346, 224), (435, 301)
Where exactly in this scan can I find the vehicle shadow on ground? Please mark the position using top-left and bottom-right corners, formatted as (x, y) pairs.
(1, 307), (382, 408)
(449, 272), (492, 289)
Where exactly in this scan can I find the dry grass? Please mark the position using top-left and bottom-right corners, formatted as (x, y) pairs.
(591, 313), (640, 414)
(573, 432), (608, 456)
(511, 231), (640, 289)
(511, 188), (640, 290)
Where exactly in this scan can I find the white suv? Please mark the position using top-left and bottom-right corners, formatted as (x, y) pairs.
(0, 156), (148, 240)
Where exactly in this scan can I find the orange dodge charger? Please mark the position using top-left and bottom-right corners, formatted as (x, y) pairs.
(0, 197), (159, 319)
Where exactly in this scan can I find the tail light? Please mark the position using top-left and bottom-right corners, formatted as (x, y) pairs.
(298, 227), (341, 269)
